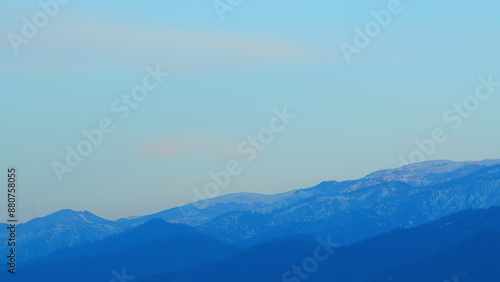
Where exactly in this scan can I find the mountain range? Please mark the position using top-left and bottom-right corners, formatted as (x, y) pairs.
(1, 159), (499, 281)
(4, 202), (500, 281)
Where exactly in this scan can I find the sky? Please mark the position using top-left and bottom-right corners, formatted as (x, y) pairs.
(1, 0), (500, 222)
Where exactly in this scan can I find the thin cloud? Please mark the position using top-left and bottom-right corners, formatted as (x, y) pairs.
(139, 134), (243, 159)
(1, 20), (332, 75)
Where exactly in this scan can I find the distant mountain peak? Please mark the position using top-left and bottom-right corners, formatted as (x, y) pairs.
(26, 209), (109, 226)
(362, 159), (500, 186)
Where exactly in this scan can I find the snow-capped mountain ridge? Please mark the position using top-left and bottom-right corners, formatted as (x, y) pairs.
(4, 159), (500, 261)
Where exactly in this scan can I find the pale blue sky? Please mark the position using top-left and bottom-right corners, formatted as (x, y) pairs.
(1, 0), (500, 221)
